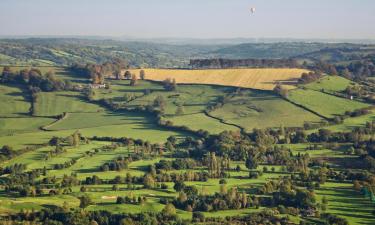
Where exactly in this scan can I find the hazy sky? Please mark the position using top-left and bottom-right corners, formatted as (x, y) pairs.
(0, 0), (374, 39)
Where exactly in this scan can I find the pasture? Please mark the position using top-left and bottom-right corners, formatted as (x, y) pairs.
(0, 84), (31, 117)
(287, 89), (369, 118)
(33, 91), (102, 117)
(209, 90), (322, 131)
(304, 75), (353, 93)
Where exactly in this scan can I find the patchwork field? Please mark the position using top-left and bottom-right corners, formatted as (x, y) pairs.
(0, 64), (374, 225)
(46, 111), (156, 131)
(129, 68), (309, 90)
(316, 182), (375, 225)
(304, 75), (353, 92)
(0, 117), (55, 136)
(209, 90), (322, 131)
(0, 84), (31, 117)
(287, 89), (369, 118)
(33, 91), (102, 117)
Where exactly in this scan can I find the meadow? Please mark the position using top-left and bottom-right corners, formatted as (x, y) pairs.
(33, 91), (102, 117)
(0, 84), (31, 117)
(304, 75), (353, 93)
(208, 89), (322, 131)
(287, 89), (369, 118)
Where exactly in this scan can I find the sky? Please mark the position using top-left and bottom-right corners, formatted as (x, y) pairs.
(0, 0), (374, 39)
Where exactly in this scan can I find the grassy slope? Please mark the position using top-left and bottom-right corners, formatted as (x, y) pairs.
(0, 117), (55, 136)
(305, 76), (353, 92)
(209, 90), (322, 131)
(312, 110), (375, 133)
(0, 84), (31, 117)
(288, 89), (369, 118)
(46, 111), (152, 131)
(0, 120), (188, 149)
(316, 182), (375, 225)
(33, 91), (102, 117)
(104, 81), (238, 134)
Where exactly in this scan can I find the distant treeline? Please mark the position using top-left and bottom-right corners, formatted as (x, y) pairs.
(189, 58), (299, 69)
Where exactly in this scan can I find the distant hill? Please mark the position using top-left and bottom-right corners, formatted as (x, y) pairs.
(293, 45), (375, 64)
(0, 38), (374, 68)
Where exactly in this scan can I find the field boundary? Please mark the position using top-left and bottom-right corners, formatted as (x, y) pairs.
(284, 94), (329, 120)
(204, 111), (244, 132)
(41, 113), (69, 131)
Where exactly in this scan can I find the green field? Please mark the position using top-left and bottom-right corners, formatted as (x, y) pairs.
(312, 110), (375, 132)
(0, 84), (31, 117)
(305, 76), (353, 93)
(33, 91), (102, 117)
(0, 65), (374, 225)
(46, 111), (155, 131)
(316, 182), (375, 225)
(0, 117), (55, 136)
(103, 81), (238, 134)
(288, 89), (369, 118)
(209, 90), (322, 131)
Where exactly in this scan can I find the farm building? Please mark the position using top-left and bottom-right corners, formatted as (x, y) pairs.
(88, 83), (106, 89)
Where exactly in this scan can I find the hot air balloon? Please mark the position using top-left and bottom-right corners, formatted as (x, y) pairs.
(250, 7), (256, 14)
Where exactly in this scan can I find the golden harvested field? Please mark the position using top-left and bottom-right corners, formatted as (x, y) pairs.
(129, 68), (309, 90)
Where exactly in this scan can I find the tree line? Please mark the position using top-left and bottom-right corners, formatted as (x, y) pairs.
(189, 58), (299, 69)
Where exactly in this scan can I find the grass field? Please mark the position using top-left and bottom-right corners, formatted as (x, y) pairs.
(312, 110), (375, 132)
(0, 117), (55, 136)
(108, 81), (238, 134)
(46, 110), (155, 131)
(209, 90), (322, 131)
(0, 84), (31, 117)
(304, 76), (353, 93)
(316, 182), (375, 225)
(33, 91), (102, 117)
(0, 120), (189, 149)
(288, 89), (369, 118)
(129, 68), (309, 90)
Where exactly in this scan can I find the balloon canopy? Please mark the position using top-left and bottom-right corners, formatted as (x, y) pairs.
(250, 7), (256, 13)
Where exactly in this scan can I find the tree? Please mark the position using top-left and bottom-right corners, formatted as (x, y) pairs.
(140, 70), (145, 80)
(220, 183), (227, 194)
(115, 68), (123, 80)
(120, 218), (135, 225)
(173, 180), (186, 192)
(86, 89), (96, 101)
(71, 131), (81, 147)
(353, 180), (361, 191)
(192, 212), (205, 222)
(124, 71), (132, 79)
(163, 78), (177, 91)
(245, 156), (258, 170)
(273, 83), (288, 98)
(1, 66), (13, 83)
(162, 203), (176, 216)
(112, 184), (119, 191)
(90, 220), (99, 225)
(208, 152), (220, 178)
(79, 195), (93, 209)
(175, 104), (184, 116)
(130, 74), (138, 86)
(143, 174), (155, 188)
(153, 95), (166, 111)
